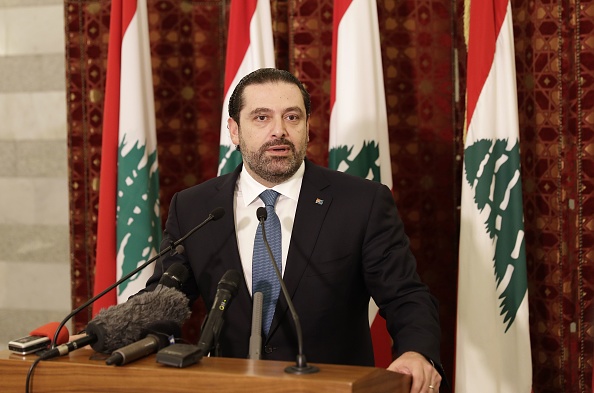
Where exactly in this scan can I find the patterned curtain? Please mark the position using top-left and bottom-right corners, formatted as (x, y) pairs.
(65, 1), (594, 391)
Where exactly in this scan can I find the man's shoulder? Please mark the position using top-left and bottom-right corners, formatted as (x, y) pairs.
(305, 159), (382, 189)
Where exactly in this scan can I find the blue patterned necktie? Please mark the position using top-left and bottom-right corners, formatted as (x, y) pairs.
(252, 189), (282, 337)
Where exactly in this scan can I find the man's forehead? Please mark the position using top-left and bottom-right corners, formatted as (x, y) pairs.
(242, 82), (304, 109)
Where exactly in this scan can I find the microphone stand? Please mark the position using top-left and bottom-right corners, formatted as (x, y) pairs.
(51, 208), (223, 347)
(259, 216), (319, 375)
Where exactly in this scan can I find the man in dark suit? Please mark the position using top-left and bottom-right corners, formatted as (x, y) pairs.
(146, 68), (443, 392)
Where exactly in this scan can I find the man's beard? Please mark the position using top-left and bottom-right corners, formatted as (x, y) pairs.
(240, 136), (307, 185)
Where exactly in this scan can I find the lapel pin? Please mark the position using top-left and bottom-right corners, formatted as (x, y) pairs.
(315, 198), (324, 205)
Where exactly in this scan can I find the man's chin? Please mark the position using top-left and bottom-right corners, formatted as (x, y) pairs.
(260, 155), (294, 169)
(257, 161), (301, 182)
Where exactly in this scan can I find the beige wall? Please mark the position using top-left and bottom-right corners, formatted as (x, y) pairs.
(0, 0), (71, 349)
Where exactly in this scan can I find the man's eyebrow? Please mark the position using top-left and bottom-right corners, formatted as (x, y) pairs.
(248, 107), (273, 116)
(248, 107), (304, 116)
(283, 106), (304, 115)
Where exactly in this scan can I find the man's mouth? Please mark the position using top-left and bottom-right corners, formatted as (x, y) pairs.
(269, 145), (290, 152)
(263, 140), (294, 155)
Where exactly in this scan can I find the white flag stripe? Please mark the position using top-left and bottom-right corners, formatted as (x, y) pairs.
(218, 66), (242, 159)
(119, 3), (156, 156)
(116, 0), (158, 302)
(330, 0), (392, 189)
(218, 0), (275, 175)
(367, 302), (379, 325)
(248, 0), (275, 65)
(455, 2), (532, 391)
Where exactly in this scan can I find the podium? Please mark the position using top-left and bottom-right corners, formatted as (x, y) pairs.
(0, 349), (411, 392)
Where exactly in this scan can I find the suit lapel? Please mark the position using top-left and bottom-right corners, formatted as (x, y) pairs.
(209, 164), (254, 325)
(268, 159), (332, 338)
(210, 163), (242, 272)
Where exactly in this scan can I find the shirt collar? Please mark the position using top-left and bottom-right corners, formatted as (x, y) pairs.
(238, 161), (305, 206)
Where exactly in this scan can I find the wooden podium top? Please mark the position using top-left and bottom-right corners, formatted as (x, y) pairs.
(0, 349), (411, 392)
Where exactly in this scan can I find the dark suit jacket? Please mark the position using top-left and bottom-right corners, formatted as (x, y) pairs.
(146, 158), (442, 368)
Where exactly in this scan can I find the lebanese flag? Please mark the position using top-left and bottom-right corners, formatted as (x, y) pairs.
(329, 0), (393, 368)
(455, 1), (532, 391)
(93, 0), (161, 316)
(217, 0), (275, 175)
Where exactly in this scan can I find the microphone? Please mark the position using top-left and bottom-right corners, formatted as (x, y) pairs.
(156, 269), (240, 367)
(38, 335), (97, 360)
(255, 207), (319, 374)
(86, 263), (191, 354)
(195, 269), (242, 357)
(158, 263), (189, 290)
(39, 263), (191, 361)
(105, 320), (181, 366)
(49, 207), (225, 348)
(248, 291), (263, 359)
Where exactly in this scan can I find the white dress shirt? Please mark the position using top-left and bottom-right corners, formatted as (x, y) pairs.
(233, 162), (304, 294)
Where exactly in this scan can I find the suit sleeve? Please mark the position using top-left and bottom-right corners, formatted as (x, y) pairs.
(144, 192), (200, 304)
(362, 183), (443, 368)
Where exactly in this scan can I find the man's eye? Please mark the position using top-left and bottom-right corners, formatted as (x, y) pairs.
(286, 115), (299, 121)
(256, 115), (267, 121)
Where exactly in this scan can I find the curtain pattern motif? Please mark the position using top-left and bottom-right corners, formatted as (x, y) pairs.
(64, 1), (594, 390)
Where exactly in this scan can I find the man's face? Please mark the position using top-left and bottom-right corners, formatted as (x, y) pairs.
(229, 81), (309, 187)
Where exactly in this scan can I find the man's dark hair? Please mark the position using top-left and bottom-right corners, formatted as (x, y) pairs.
(228, 68), (311, 125)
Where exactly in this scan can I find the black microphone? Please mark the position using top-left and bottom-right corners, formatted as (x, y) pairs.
(248, 291), (263, 359)
(158, 262), (190, 290)
(105, 320), (181, 366)
(39, 263), (191, 361)
(255, 207), (319, 374)
(38, 335), (97, 360)
(86, 263), (191, 354)
(195, 269), (242, 357)
(50, 207), (225, 348)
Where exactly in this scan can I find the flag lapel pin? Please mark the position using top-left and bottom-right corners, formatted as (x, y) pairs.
(315, 198), (324, 205)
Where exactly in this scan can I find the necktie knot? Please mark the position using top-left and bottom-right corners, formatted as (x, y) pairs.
(259, 189), (279, 207)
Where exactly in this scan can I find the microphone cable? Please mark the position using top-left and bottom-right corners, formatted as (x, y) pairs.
(25, 356), (42, 393)
(23, 207), (224, 391)
(256, 207), (318, 374)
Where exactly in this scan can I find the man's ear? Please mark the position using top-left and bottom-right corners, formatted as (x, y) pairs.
(228, 118), (239, 145)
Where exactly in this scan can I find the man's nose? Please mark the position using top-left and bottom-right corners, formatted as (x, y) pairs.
(270, 118), (287, 137)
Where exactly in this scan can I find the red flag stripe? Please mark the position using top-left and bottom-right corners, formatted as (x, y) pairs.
(370, 315), (393, 368)
(223, 0), (258, 95)
(330, 0), (352, 112)
(465, 0), (508, 127)
(93, 0), (138, 315)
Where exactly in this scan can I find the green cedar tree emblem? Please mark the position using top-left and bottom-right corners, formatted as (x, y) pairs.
(464, 138), (527, 332)
(219, 145), (243, 175)
(116, 137), (161, 295)
(329, 141), (381, 181)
